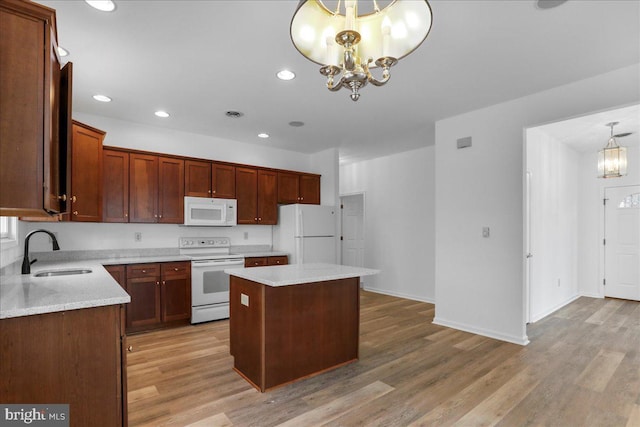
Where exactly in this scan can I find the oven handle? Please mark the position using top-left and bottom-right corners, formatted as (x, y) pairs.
(191, 259), (244, 268)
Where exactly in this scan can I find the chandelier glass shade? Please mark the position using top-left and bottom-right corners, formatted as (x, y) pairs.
(597, 122), (628, 178)
(290, 0), (433, 101)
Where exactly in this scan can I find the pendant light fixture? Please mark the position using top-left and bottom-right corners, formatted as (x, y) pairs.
(597, 122), (628, 178)
(290, 0), (433, 101)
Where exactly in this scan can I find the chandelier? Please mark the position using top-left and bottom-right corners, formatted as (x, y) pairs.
(290, 0), (433, 101)
(597, 122), (628, 178)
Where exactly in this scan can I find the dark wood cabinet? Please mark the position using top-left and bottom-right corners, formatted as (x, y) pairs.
(130, 154), (184, 224)
(0, 305), (127, 426)
(236, 167), (278, 224)
(236, 167), (259, 224)
(245, 255), (288, 268)
(126, 263), (161, 331)
(125, 261), (190, 333)
(299, 173), (321, 204)
(103, 150), (129, 222)
(158, 156), (184, 223)
(70, 121), (104, 222)
(0, 0), (70, 217)
(278, 171), (321, 205)
(184, 159), (211, 197)
(212, 162), (236, 198)
(105, 264), (126, 290)
(258, 170), (278, 224)
(129, 153), (158, 223)
(160, 262), (191, 322)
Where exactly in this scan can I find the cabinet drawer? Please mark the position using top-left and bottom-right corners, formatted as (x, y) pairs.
(245, 257), (268, 268)
(267, 256), (288, 266)
(161, 261), (190, 278)
(126, 263), (160, 279)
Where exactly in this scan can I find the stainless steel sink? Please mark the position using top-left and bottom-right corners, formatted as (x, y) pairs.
(34, 268), (92, 277)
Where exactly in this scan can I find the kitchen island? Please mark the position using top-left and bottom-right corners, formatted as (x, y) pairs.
(225, 263), (379, 392)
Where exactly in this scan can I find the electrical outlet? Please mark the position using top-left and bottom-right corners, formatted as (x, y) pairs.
(482, 227), (490, 238)
(241, 293), (249, 306)
(134, 232), (142, 242)
(244, 231), (249, 240)
(557, 278), (561, 287)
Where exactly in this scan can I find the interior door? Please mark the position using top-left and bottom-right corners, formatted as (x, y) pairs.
(340, 194), (364, 268)
(604, 185), (640, 301)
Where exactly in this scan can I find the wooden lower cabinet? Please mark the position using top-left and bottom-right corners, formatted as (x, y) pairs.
(230, 276), (359, 392)
(124, 261), (190, 333)
(0, 304), (127, 426)
(245, 255), (288, 268)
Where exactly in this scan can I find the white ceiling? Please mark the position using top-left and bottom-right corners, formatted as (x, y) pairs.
(37, 0), (640, 163)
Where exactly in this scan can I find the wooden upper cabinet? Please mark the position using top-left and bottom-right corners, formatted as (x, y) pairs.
(236, 167), (258, 224)
(212, 163), (236, 199)
(278, 172), (321, 205)
(184, 159), (211, 197)
(257, 170), (278, 224)
(236, 167), (277, 225)
(158, 156), (184, 223)
(299, 174), (321, 204)
(130, 154), (184, 223)
(70, 121), (104, 222)
(0, 1), (70, 216)
(277, 172), (300, 204)
(103, 150), (129, 223)
(129, 153), (158, 223)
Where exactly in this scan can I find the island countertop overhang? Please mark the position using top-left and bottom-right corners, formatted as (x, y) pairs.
(224, 263), (379, 287)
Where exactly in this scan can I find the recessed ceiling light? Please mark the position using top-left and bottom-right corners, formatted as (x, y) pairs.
(258, 133), (270, 139)
(155, 111), (170, 118)
(92, 94), (112, 102)
(85, 0), (116, 12)
(276, 70), (296, 81)
(57, 46), (69, 57)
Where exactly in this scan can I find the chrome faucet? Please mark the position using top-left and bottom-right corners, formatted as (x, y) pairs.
(22, 229), (60, 274)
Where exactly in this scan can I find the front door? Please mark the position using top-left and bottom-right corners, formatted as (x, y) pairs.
(604, 185), (640, 301)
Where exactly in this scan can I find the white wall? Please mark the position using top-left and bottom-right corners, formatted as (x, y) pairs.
(340, 146), (435, 302)
(434, 64), (640, 345)
(13, 114), (338, 255)
(578, 144), (640, 297)
(526, 128), (581, 322)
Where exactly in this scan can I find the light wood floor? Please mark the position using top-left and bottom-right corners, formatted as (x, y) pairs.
(127, 292), (640, 427)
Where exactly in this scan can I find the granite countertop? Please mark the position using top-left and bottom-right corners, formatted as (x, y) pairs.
(0, 245), (290, 319)
(225, 263), (380, 287)
(0, 260), (130, 319)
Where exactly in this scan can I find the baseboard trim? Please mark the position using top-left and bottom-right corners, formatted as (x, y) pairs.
(362, 286), (435, 304)
(530, 294), (581, 323)
(580, 291), (603, 299)
(433, 316), (529, 346)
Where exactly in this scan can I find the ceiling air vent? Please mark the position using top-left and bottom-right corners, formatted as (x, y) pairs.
(225, 111), (243, 118)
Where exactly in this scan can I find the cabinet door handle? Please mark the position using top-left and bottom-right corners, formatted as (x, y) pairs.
(156, 281), (160, 286)
(154, 214), (158, 218)
(212, 190), (216, 194)
(300, 197), (304, 201)
(58, 194), (67, 202)
(125, 213), (128, 217)
(71, 195), (77, 203)
(142, 270), (146, 273)
(127, 345), (133, 352)
(73, 211), (78, 216)
(162, 280), (166, 285)
(258, 217), (262, 221)
(207, 190), (211, 194)
(174, 268), (179, 271)
(159, 215), (162, 218)
(254, 217), (258, 221)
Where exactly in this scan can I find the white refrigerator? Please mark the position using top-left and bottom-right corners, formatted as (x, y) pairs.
(273, 204), (337, 265)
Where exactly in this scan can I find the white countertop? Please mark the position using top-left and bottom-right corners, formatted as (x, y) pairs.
(0, 261), (130, 319)
(225, 263), (379, 287)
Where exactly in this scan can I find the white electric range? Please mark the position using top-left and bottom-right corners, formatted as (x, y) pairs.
(179, 237), (244, 323)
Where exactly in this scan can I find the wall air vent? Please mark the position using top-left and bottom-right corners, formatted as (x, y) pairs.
(225, 111), (244, 118)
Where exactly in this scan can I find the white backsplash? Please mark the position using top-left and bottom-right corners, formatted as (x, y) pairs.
(21, 221), (273, 254)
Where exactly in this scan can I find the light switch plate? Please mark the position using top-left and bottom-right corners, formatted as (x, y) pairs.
(241, 293), (249, 306)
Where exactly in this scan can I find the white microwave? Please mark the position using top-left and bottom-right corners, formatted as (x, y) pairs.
(184, 196), (237, 226)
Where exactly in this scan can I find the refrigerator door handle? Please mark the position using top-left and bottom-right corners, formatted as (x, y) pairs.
(300, 210), (304, 264)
